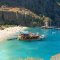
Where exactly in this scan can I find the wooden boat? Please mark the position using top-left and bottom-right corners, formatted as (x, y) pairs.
(18, 31), (45, 41)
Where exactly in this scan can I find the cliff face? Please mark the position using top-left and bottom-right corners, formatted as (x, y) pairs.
(0, 0), (60, 18)
(0, 0), (60, 26)
(0, 7), (42, 26)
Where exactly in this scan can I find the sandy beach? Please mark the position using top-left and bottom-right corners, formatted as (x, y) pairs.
(0, 26), (28, 41)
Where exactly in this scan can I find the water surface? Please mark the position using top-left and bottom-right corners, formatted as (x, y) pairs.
(0, 27), (60, 60)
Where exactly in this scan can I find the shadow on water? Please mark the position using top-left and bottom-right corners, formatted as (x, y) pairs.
(16, 38), (47, 43)
(8, 38), (17, 41)
(7, 37), (47, 43)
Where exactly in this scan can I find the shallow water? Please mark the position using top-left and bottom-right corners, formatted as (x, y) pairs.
(0, 27), (60, 60)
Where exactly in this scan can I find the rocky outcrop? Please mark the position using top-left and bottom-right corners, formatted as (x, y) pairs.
(0, 7), (42, 26)
(0, 0), (60, 18)
(0, 0), (60, 26)
(50, 54), (60, 60)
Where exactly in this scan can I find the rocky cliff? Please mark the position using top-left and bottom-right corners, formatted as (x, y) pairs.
(0, 0), (60, 26)
(0, 7), (42, 26)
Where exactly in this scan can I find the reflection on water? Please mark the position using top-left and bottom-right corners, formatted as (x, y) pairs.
(0, 27), (60, 60)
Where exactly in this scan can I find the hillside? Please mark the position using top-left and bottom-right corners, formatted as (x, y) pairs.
(0, 6), (43, 26)
(0, 0), (60, 26)
(0, 0), (60, 19)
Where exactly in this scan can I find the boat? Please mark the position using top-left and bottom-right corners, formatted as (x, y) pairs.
(41, 26), (54, 29)
(18, 31), (45, 41)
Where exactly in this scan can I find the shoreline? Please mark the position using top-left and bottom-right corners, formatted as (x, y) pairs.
(0, 26), (28, 41)
(0, 25), (60, 42)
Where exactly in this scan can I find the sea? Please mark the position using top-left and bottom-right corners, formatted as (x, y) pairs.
(0, 27), (60, 60)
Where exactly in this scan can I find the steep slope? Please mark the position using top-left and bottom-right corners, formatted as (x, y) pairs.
(0, 7), (42, 26)
(0, 0), (60, 26)
(0, 0), (60, 19)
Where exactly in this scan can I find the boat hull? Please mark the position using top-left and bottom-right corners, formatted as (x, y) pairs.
(18, 33), (46, 41)
(18, 36), (44, 41)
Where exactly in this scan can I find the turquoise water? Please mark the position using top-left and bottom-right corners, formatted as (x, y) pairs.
(0, 27), (60, 60)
